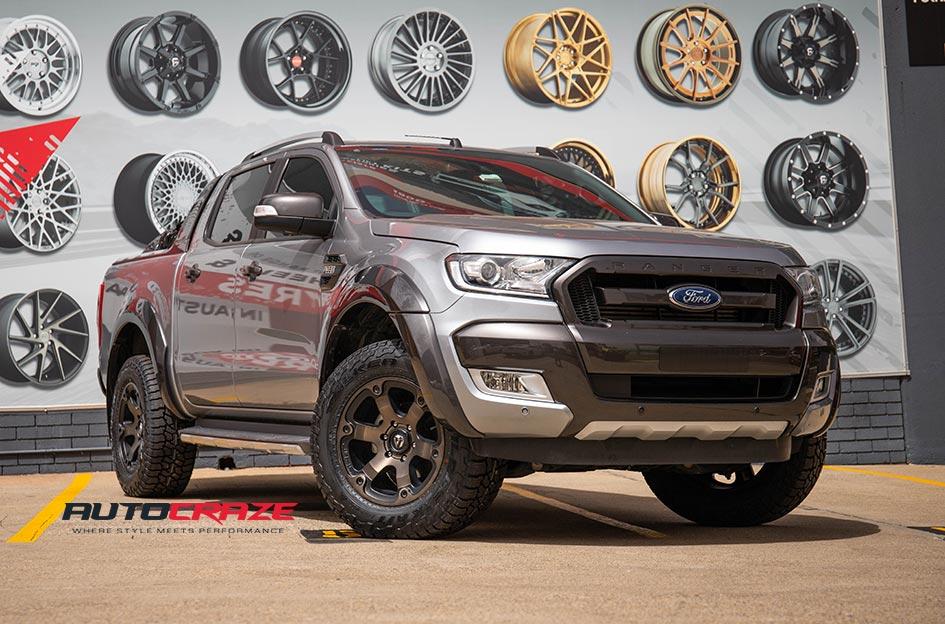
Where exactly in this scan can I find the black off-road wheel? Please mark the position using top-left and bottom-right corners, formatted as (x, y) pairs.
(313, 340), (503, 539)
(110, 355), (196, 497)
(643, 435), (827, 526)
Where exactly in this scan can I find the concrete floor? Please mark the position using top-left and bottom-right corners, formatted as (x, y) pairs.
(1, 464), (943, 623)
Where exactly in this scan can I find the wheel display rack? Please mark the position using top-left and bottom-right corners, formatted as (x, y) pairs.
(812, 259), (876, 358)
(108, 11), (220, 115)
(637, 135), (740, 231)
(552, 139), (615, 186)
(241, 12), (351, 112)
(637, 5), (740, 105)
(0, 15), (82, 116)
(0, 289), (88, 386)
(114, 150), (217, 245)
(763, 131), (868, 230)
(370, 10), (474, 112)
(504, 8), (611, 109)
(753, 4), (858, 102)
(0, 155), (81, 253)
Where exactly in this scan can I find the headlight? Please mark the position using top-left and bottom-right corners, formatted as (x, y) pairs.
(785, 267), (823, 303)
(446, 254), (574, 298)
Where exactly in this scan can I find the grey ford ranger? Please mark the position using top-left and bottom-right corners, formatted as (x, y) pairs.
(98, 132), (838, 538)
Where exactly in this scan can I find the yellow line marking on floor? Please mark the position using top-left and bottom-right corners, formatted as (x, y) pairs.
(502, 483), (665, 539)
(824, 466), (945, 489)
(6, 473), (93, 544)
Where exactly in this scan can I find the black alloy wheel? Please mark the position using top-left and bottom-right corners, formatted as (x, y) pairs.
(109, 11), (220, 114)
(114, 380), (145, 470)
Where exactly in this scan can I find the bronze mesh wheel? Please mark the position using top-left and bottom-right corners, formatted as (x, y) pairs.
(638, 136), (740, 230)
(552, 139), (615, 186)
(504, 8), (611, 108)
(637, 5), (740, 105)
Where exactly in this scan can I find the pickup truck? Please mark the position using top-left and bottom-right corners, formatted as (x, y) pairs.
(98, 132), (839, 538)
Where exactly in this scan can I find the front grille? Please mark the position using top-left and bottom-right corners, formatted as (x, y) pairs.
(589, 374), (799, 403)
(566, 269), (795, 327)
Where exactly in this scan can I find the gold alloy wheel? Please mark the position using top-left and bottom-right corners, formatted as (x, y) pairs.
(504, 8), (611, 108)
(552, 139), (615, 186)
(638, 5), (740, 105)
(637, 136), (740, 230)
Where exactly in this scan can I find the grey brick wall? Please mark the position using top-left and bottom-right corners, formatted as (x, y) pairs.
(0, 375), (909, 475)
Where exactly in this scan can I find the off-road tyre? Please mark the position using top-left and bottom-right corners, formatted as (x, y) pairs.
(313, 340), (503, 538)
(643, 435), (827, 526)
(110, 355), (196, 497)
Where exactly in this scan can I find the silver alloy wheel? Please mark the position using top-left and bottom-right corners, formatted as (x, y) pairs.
(369, 10), (474, 112)
(812, 259), (876, 358)
(0, 155), (81, 252)
(145, 151), (217, 235)
(0, 289), (88, 386)
(0, 15), (82, 116)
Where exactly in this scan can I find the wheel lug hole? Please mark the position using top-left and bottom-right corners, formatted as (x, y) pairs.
(342, 425), (352, 434)
(356, 476), (364, 485)
(399, 489), (409, 498)
(372, 385), (381, 395)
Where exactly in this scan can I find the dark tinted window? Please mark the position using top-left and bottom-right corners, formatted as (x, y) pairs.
(337, 147), (650, 222)
(207, 166), (270, 244)
(277, 158), (334, 209)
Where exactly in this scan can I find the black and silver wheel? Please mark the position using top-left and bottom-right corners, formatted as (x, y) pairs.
(552, 139), (615, 186)
(0, 154), (81, 252)
(0, 15), (82, 116)
(313, 340), (503, 538)
(0, 289), (88, 386)
(812, 259), (876, 358)
(763, 131), (868, 229)
(240, 12), (351, 112)
(637, 5), (740, 105)
(114, 150), (217, 245)
(111, 355), (196, 497)
(637, 135), (740, 230)
(644, 434), (827, 526)
(370, 10), (474, 112)
(753, 4), (858, 102)
(108, 11), (220, 115)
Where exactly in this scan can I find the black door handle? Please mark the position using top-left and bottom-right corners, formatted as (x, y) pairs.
(240, 260), (263, 281)
(184, 264), (201, 283)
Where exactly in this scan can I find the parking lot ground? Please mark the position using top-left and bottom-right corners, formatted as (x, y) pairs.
(2, 464), (943, 623)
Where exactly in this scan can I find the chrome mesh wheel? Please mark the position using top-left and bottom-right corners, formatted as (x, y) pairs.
(240, 12), (351, 112)
(812, 259), (876, 358)
(753, 4), (858, 101)
(638, 136), (740, 230)
(763, 131), (868, 229)
(552, 139), (615, 186)
(0, 15), (82, 116)
(0, 155), (81, 253)
(114, 150), (217, 245)
(109, 11), (220, 115)
(0, 289), (88, 386)
(370, 10), (474, 112)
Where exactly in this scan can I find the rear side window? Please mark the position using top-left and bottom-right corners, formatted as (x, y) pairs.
(207, 166), (270, 244)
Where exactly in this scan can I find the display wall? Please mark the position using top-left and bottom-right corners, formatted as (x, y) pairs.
(0, 0), (907, 410)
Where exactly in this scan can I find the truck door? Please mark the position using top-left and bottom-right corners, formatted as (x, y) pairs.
(233, 155), (338, 410)
(174, 162), (276, 407)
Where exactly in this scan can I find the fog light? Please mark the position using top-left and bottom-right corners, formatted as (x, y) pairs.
(811, 371), (833, 403)
(469, 369), (553, 402)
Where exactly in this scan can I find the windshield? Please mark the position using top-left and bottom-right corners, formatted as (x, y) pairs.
(336, 146), (652, 222)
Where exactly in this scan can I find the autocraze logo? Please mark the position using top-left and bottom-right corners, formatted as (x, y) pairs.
(63, 501), (298, 525)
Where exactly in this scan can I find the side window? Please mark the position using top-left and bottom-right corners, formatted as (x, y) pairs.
(207, 166), (271, 244)
(266, 157), (336, 239)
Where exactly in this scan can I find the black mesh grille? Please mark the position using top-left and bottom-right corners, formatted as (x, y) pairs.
(589, 374), (799, 402)
(567, 271), (600, 324)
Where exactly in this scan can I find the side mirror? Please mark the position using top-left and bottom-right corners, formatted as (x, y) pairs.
(253, 193), (334, 238)
(649, 212), (683, 228)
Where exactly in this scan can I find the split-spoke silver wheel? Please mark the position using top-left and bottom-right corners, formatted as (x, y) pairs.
(753, 4), (858, 101)
(812, 259), (876, 358)
(638, 135), (740, 230)
(764, 131), (868, 229)
(0, 289), (88, 386)
(370, 10), (474, 112)
(0, 15), (82, 116)
(240, 12), (351, 111)
(114, 150), (217, 245)
(0, 155), (80, 252)
(337, 377), (445, 506)
(109, 11), (220, 115)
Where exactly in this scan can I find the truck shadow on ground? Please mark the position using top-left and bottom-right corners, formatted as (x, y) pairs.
(181, 472), (880, 547)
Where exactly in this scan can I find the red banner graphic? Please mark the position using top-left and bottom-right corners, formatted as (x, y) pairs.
(0, 117), (80, 219)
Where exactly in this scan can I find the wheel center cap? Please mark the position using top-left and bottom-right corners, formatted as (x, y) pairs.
(290, 54), (304, 70)
(25, 51), (49, 79)
(556, 45), (578, 69)
(156, 46), (186, 79)
(387, 428), (411, 454)
(419, 44), (446, 74)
